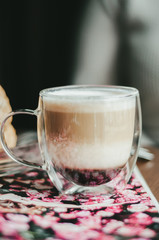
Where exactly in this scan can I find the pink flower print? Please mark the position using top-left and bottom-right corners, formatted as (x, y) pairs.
(131, 179), (142, 187)
(140, 191), (149, 196)
(84, 198), (114, 207)
(60, 194), (75, 201)
(140, 198), (153, 206)
(106, 205), (123, 213)
(126, 183), (134, 189)
(54, 207), (68, 213)
(127, 203), (149, 212)
(32, 214), (59, 229)
(0, 214), (6, 226)
(89, 195), (111, 203)
(119, 189), (136, 195)
(32, 215), (51, 229)
(16, 179), (31, 184)
(153, 217), (159, 223)
(32, 183), (52, 190)
(96, 236), (116, 240)
(2, 213), (30, 236)
(6, 213), (30, 223)
(139, 228), (156, 238)
(10, 185), (22, 188)
(0, 219), (29, 236)
(26, 171), (38, 177)
(147, 206), (159, 213)
(96, 210), (114, 217)
(9, 188), (22, 192)
(103, 219), (124, 234)
(136, 187), (146, 194)
(45, 238), (60, 240)
(52, 223), (87, 240)
(33, 178), (45, 184)
(53, 223), (106, 240)
(83, 200), (97, 206)
(81, 205), (103, 211)
(74, 210), (91, 218)
(3, 177), (14, 183)
(130, 239), (150, 240)
(60, 212), (77, 219)
(81, 230), (106, 240)
(97, 198), (115, 205)
(26, 189), (50, 200)
(115, 189), (141, 204)
(78, 216), (101, 230)
(124, 212), (153, 226)
(116, 226), (144, 237)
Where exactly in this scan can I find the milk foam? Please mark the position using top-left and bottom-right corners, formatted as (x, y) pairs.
(45, 89), (125, 97)
(48, 141), (131, 170)
(44, 97), (135, 113)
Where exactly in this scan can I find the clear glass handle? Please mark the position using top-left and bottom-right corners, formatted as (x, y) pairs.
(0, 109), (41, 169)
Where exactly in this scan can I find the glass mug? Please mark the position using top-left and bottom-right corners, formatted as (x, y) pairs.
(0, 85), (142, 195)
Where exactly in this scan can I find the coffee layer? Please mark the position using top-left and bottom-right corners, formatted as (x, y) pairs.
(44, 107), (135, 144)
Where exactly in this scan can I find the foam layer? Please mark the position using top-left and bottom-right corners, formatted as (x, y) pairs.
(48, 141), (132, 170)
(43, 87), (136, 113)
(44, 89), (127, 97)
(43, 98), (135, 113)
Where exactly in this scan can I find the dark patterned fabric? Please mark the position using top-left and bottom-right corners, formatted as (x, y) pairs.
(0, 167), (159, 239)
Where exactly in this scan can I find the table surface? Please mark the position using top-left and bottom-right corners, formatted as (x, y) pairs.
(137, 146), (159, 202)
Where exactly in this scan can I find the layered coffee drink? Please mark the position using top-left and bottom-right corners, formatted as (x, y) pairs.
(42, 89), (135, 186)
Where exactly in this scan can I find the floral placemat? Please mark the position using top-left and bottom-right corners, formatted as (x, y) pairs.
(0, 164), (159, 239)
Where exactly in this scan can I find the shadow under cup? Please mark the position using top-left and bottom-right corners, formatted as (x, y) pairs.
(0, 86), (142, 195)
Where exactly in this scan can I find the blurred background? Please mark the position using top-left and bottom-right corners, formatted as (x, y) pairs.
(0, 0), (88, 129)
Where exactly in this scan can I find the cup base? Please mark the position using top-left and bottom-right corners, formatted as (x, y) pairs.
(62, 184), (114, 196)
(55, 181), (127, 209)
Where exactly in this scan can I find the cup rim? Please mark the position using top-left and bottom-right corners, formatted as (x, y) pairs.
(39, 85), (139, 101)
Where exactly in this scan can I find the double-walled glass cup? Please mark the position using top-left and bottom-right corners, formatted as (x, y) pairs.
(0, 86), (142, 195)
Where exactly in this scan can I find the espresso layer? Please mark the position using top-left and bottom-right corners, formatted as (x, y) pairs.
(44, 104), (135, 144)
